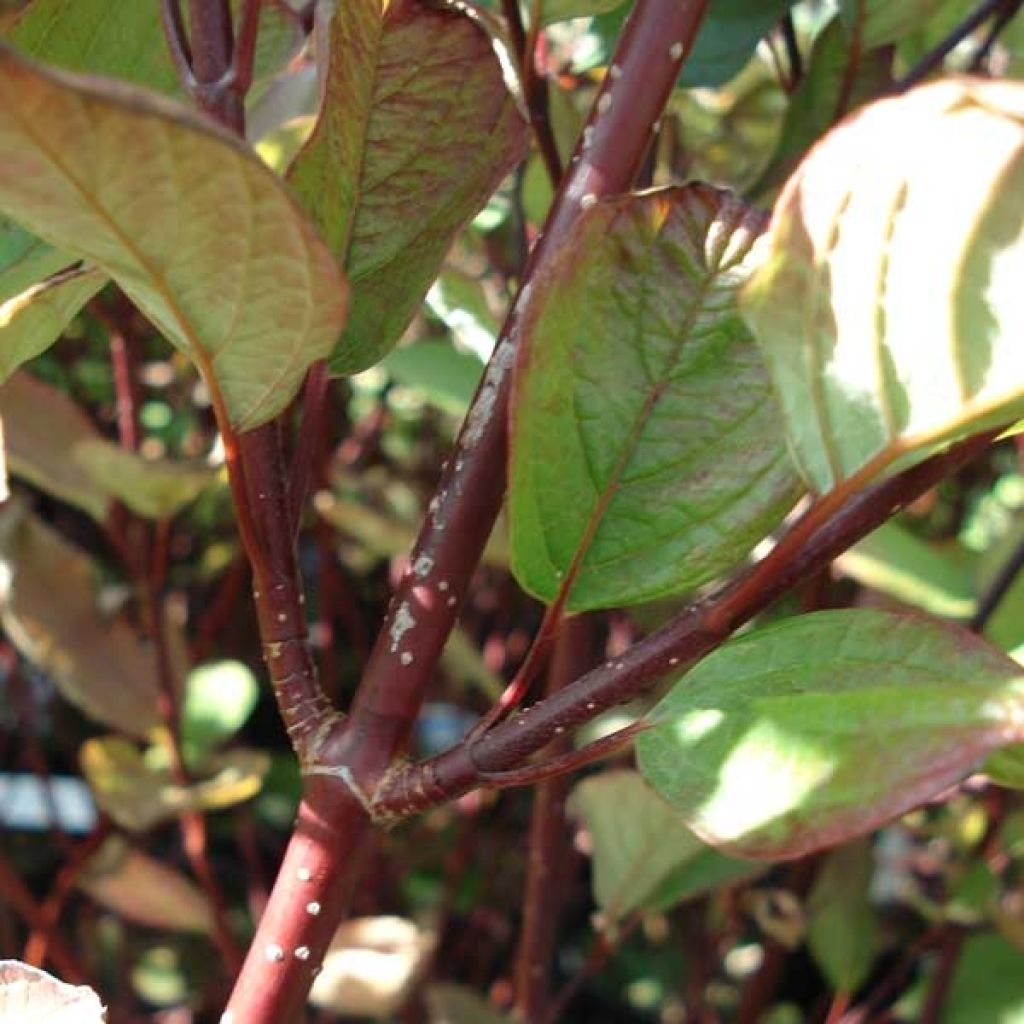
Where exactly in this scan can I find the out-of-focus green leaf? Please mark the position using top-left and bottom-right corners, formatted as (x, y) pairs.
(0, 504), (168, 737)
(750, 15), (893, 198)
(0, 961), (105, 1022)
(0, 49), (349, 430)
(0, 372), (109, 519)
(942, 935), (1024, 1023)
(180, 660), (260, 766)
(288, 0), (527, 374)
(569, 771), (760, 921)
(0, 266), (103, 381)
(637, 610), (1024, 859)
(73, 440), (217, 520)
(81, 735), (269, 831)
(541, 0), (628, 25)
(839, 0), (951, 49)
(440, 627), (502, 701)
(426, 270), (499, 360)
(509, 184), (799, 611)
(836, 520), (976, 618)
(426, 984), (510, 1024)
(742, 78), (1024, 493)
(383, 341), (485, 417)
(807, 839), (879, 992)
(0, 216), (69, 304)
(77, 837), (214, 934)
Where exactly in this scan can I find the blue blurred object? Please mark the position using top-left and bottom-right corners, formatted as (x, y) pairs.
(416, 703), (479, 758)
(0, 774), (97, 834)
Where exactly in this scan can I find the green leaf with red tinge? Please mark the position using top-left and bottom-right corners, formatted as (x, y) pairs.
(287, 0), (527, 374)
(636, 609), (1024, 860)
(508, 184), (800, 611)
(0, 48), (349, 430)
(742, 78), (1024, 493)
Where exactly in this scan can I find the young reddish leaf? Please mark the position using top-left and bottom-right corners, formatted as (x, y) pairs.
(742, 78), (1024, 493)
(508, 185), (800, 611)
(0, 266), (105, 380)
(287, 0), (528, 374)
(0, 504), (175, 738)
(569, 771), (760, 922)
(636, 609), (1024, 860)
(0, 48), (349, 430)
(0, 961), (104, 1022)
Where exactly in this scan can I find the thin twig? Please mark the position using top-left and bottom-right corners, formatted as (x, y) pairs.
(159, 0), (195, 91)
(781, 10), (802, 89)
(288, 359), (331, 533)
(895, 0), (1009, 90)
(969, 0), (1024, 71)
(970, 527), (1024, 631)
(230, 0), (263, 96)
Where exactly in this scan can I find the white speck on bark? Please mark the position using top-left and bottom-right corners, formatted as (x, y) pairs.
(389, 601), (416, 652)
(295, 946), (311, 961)
(400, 652), (414, 666)
(265, 943), (285, 963)
(296, 867), (312, 882)
(307, 901), (322, 916)
(670, 41), (684, 60)
(412, 554), (434, 578)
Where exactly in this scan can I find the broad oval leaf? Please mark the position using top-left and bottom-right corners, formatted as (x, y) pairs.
(180, 660), (260, 766)
(0, 48), (349, 430)
(509, 184), (800, 611)
(287, 0), (527, 373)
(0, 504), (175, 738)
(0, 266), (104, 382)
(942, 935), (1024, 1024)
(569, 770), (761, 922)
(636, 609), (1024, 860)
(0, 961), (104, 1022)
(742, 78), (1024, 493)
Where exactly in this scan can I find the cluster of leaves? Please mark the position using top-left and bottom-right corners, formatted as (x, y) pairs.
(0, 0), (1024, 1021)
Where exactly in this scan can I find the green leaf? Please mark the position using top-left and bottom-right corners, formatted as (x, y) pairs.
(180, 660), (260, 766)
(508, 185), (800, 611)
(0, 216), (69, 303)
(839, 0), (952, 49)
(569, 770), (760, 921)
(73, 440), (217, 520)
(0, 48), (349, 430)
(835, 520), (976, 619)
(942, 935), (1024, 1024)
(541, 0), (628, 26)
(750, 15), (893, 198)
(0, 503), (172, 738)
(426, 984), (510, 1024)
(742, 78), (1024, 493)
(0, 962), (105, 1022)
(636, 609), (1024, 860)
(0, 266), (104, 382)
(81, 735), (269, 831)
(806, 839), (879, 992)
(77, 836), (214, 934)
(383, 341), (485, 417)
(287, 0), (527, 374)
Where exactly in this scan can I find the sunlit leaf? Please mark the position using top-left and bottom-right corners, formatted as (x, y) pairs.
(180, 660), (260, 766)
(0, 961), (105, 1022)
(569, 771), (760, 921)
(637, 609), (1024, 859)
(0, 48), (349, 429)
(942, 935), (1024, 1023)
(287, 0), (527, 373)
(73, 440), (217, 520)
(742, 78), (1024, 493)
(382, 341), (485, 417)
(509, 184), (800, 611)
(0, 266), (103, 381)
(310, 916), (436, 1018)
(81, 736), (269, 831)
(0, 503), (168, 738)
(806, 839), (879, 992)
(77, 837), (214, 934)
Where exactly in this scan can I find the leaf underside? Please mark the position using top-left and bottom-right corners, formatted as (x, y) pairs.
(509, 184), (801, 612)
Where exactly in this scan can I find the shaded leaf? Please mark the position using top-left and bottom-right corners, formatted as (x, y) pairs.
(81, 736), (269, 831)
(310, 916), (436, 1018)
(541, 0), (628, 26)
(509, 184), (800, 611)
(0, 216), (69, 303)
(180, 660), (260, 766)
(806, 839), (879, 992)
(569, 770), (760, 921)
(0, 266), (104, 381)
(77, 837), (213, 934)
(836, 520), (976, 618)
(426, 984), (509, 1024)
(742, 78), (1024, 493)
(287, 0), (527, 373)
(382, 341), (485, 417)
(839, 0), (952, 49)
(636, 609), (1024, 859)
(0, 961), (105, 1022)
(1, 371), (110, 521)
(73, 440), (217, 520)
(943, 935), (1024, 1024)
(0, 504), (167, 738)
(0, 48), (349, 430)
